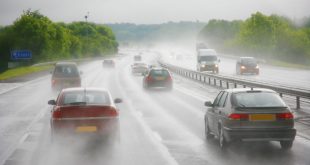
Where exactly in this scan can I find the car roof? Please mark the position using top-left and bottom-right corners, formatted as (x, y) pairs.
(149, 67), (168, 71)
(224, 88), (276, 94)
(61, 87), (110, 93)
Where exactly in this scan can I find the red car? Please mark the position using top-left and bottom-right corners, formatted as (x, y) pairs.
(143, 68), (173, 90)
(48, 87), (122, 142)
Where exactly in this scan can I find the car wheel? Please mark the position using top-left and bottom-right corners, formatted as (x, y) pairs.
(219, 125), (227, 149)
(204, 119), (212, 140)
(280, 141), (293, 150)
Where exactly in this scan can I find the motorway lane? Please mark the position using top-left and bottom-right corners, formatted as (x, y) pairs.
(161, 49), (310, 90)
(1, 51), (310, 165)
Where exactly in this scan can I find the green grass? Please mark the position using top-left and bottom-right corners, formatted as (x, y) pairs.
(269, 60), (310, 70)
(0, 65), (52, 80)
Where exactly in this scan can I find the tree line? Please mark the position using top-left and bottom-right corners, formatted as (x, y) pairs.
(0, 10), (118, 72)
(198, 12), (310, 65)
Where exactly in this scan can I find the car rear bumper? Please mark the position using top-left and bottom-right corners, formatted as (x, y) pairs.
(223, 127), (296, 142)
(147, 81), (172, 88)
(132, 68), (148, 73)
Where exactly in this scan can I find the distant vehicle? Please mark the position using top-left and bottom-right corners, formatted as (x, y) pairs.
(236, 57), (259, 75)
(134, 55), (142, 61)
(143, 68), (173, 90)
(196, 49), (220, 73)
(204, 88), (296, 150)
(48, 87), (122, 142)
(51, 62), (82, 91)
(131, 62), (149, 75)
(102, 59), (115, 68)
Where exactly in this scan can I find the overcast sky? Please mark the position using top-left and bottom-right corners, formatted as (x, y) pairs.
(0, 0), (309, 25)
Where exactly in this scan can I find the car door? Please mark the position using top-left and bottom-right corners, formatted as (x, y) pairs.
(208, 91), (224, 133)
(213, 92), (229, 135)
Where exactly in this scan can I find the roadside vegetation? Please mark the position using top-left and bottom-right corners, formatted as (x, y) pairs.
(198, 12), (310, 66)
(0, 10), (118, 73)
(0, 65), (52, 80)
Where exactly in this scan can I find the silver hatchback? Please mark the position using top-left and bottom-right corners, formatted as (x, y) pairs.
(204, 88), (296, 150)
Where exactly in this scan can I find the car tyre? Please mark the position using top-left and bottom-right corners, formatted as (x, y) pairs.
(204, 119), (212, 140)
(219, 125), (228, 149)
(280, 140), (293, 150)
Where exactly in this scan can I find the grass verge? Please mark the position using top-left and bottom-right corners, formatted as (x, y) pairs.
(0, 65), (52, 81)
(269, 60), (310, 70)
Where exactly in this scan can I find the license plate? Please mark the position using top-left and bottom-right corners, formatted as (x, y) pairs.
(249, 114), (275, 121)
(155, 77), (165, 80)
(75, 126), (97, 132)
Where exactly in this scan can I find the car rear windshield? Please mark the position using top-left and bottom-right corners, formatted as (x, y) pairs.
(54, 65), (79, 77)
(61, 91), (111, 105)
(232, 92), (287, 108)
(150, 70), (170, 77)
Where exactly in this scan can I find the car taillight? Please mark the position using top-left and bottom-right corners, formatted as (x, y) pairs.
(106, 110), (118, 117)
(52, 79), (57, 86)
(52, 110), (62, 119)
(167, 75), (172, 81)
(146, 75), (153, 82)
(229, 113), (249, 120)
(276, 113), (293, 120)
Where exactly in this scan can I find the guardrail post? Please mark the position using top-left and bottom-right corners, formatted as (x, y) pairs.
(214, 79), (216, 86)
(226, 82), (229, 89)
(279, 93), (283, 97)
(208, 77), (211, 84)
(296, 96), (300, 109)
(203, 76), (206, 83)
(234, 83), (237, 88)
(220, 80), (222, 87)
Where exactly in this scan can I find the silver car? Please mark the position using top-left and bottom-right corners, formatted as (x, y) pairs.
(131, 62), (148, 75)
(204, 88), (296, 150)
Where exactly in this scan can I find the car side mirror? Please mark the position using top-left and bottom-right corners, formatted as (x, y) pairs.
(114, 98), (122, 104)
(48, 100), (56, 105)
(204, 101), (213, 107)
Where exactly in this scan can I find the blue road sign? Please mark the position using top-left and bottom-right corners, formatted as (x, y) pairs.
(11, 50), (32, 60)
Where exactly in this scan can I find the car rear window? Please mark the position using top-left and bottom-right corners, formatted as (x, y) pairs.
(232, 92), (287, 108)
(150, 70), (170, 77)
(61, 91), (111, 105)
(54, 65), (79, 77)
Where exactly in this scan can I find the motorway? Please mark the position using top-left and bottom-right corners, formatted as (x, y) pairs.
(161, 49), (310, 91)
(0, 50), (310, 165)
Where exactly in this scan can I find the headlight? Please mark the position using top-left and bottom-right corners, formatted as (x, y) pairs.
(241, 66), (246, 69)
(215, 64), (218, 68)
(256, 65), (259, 69)
(201, 64), (205, 67)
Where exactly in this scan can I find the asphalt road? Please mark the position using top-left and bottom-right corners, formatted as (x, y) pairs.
(161, 49), (310, 91)
(0, 50), (310, 165)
